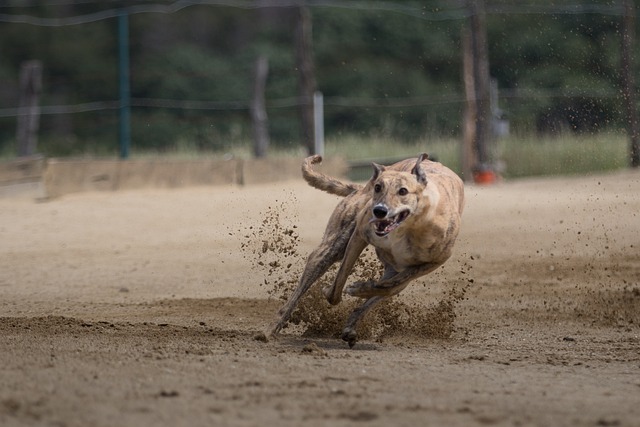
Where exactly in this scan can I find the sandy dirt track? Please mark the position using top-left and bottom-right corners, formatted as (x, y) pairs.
(1, 168), (639, 427)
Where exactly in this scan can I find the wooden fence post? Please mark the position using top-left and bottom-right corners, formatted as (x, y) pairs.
(251, 55), (270, 158)
(461, 28), (477, 182)
(294, 6), (317, 155)
(622, 0), (639, 168)
(16, 60), (42, 157)
(461, 0), (493, 182)
(118, 11), (131, 159)
(469, 0), (491, 169)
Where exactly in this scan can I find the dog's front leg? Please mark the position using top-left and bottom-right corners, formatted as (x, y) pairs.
(323, 232), (368, 305)
(262, 228), (353, 340)
(345, 261), (442, 299)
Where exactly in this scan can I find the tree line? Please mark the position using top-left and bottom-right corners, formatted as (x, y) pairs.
(0, 0), (637, 158)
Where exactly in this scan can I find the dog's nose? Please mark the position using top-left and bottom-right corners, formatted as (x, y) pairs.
(373, 205), (388, 219)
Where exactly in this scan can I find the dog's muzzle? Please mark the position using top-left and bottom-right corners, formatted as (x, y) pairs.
(369, 204), (410, 237)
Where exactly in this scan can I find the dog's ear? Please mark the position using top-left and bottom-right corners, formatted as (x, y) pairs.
(371, 162), (385, 181)
(411, 153), (428, 185)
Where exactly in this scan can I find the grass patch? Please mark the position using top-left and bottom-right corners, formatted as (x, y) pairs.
(326, 132), (629, 180)
(497, 132), (629, 178)
(3, 132), (631, 179)
(323, 134), (459, 165)
(322, 134), (460, 181)
(93, 132), (637, 180)
(324, 132), (630, 180)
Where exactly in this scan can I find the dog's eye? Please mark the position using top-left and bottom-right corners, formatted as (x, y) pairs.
(398, 187), (408, 196)
(374, 184), (382, 193)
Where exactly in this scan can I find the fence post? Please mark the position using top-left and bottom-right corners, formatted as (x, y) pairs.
(461, 28), (476, 182)
(118, 10), (131, 159)
(294, 6), (317, 155)
(469, 0), (491, 169)
(313, 91), (324, 157)
(622, 0), (639, 168)
(251, 55), (270, 158)
(16, 60), (42, 157)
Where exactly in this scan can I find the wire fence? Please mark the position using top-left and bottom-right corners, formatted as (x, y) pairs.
(0, 0), (627, 27)
(0, 0), (635, 158)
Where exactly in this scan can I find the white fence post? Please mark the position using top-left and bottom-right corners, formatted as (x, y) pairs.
(313, 91), (324, 157)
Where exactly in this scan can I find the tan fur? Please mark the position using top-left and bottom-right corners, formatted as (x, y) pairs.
(301, 155), (362, 197)
(263, 154), (464, 347)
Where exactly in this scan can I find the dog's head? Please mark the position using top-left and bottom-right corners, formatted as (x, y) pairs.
(368, 153), (429, 237)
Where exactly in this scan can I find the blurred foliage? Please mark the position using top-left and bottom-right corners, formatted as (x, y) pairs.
(0, 1), (635, 156)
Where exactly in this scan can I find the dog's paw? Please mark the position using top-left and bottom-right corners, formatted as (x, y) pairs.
(254, 331), (270, 343)
(341, 328), (358, 348)
(345, 281), (375, 298)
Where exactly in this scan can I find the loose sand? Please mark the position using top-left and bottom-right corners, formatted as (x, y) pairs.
(1, 169), (639, 427)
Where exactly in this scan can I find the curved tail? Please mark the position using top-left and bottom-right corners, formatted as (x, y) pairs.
(302, 155), (362, 197)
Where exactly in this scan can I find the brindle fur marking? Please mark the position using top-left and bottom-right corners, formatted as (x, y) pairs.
(264, 154), (464, 348)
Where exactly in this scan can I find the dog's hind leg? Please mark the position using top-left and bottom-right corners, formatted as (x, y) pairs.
(341, 296), (386, 348)
(345, 261), (442, 299)
(341, 262), (443, 348)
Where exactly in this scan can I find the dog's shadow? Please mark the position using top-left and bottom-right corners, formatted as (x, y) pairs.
(277, 335), (382, 352)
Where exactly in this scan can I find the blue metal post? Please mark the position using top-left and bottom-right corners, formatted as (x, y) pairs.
(118, 10), (131, 159)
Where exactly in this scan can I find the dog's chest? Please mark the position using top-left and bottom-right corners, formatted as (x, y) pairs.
(366, 228), (439, 270)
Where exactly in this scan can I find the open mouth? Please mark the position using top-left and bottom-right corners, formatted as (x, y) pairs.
(369, 209), (410, 237)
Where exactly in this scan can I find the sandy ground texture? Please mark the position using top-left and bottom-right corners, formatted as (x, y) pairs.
(1, 167), (639, 427)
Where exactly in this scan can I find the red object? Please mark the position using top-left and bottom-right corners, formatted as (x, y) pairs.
(473, 170), (497, 185)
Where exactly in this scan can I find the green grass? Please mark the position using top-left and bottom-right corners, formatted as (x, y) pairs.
(3, 132), (632, 179)
(496, 132), (630, 178)
(323, 132), (631, 180)
(111, 131), (638, 180)
(324, 135), (460, 167)
(322, 135), (461, 181)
